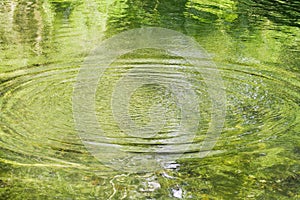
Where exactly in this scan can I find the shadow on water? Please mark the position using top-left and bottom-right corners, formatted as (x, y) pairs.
(0, 0), (299, 199)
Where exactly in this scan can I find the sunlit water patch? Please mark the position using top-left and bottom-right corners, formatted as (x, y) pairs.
(73, 27), (226, 173)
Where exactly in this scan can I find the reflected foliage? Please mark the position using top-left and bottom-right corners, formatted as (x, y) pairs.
(0, 0), (299, 199)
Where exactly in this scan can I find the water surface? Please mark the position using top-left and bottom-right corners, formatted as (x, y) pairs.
(0, 0), (299, 199)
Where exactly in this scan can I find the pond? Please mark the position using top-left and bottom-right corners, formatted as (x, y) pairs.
(0, 0), (299, 199)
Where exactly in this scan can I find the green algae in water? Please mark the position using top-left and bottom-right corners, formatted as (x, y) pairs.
(0, 0), (299, 199)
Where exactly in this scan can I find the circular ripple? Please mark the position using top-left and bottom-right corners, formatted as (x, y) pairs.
(0, 65), (87, 167)
(73, 27), (226, 172)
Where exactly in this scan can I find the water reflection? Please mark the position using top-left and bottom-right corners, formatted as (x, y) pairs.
(0, 0), (299, 199)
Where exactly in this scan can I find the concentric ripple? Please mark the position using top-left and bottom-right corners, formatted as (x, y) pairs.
(216, 61), (300, 153)
(0, 63), (90, 168)
(0, 0), (299, 198)
(73, 27), (226, 172)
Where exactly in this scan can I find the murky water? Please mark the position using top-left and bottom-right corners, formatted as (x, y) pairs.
(0, 0), (299, 199)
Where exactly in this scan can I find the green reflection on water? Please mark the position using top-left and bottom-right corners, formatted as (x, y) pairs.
(0, 0), (299, 199)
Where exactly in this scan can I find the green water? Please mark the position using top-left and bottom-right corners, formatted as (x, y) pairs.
(0, 0), (299, 199)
